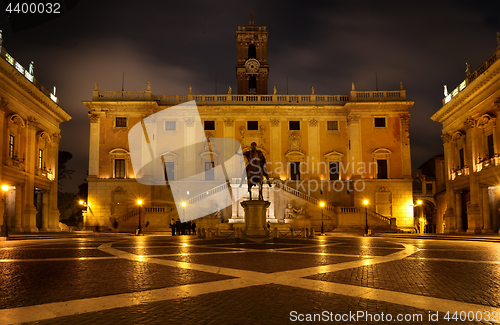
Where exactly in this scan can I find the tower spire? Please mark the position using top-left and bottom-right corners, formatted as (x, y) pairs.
(249, 13), (254, 26)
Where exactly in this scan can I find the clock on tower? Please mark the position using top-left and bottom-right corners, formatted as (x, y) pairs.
(235, 14), (269, 95)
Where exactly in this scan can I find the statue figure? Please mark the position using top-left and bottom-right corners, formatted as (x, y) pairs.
(465, 62), (471, 76)
(228, 86), (232, 94)
(273, 86), (277, 95)
(189, 86), (192, 94)
(284, 203), (305, 219)
(29, 61), (34, 75)
(237, 142), (271, 200)
(311, 87), (315, 95)
(147, 82), (151, 91)
(443, 85), (448, 97)
(0, 30), (3, 48)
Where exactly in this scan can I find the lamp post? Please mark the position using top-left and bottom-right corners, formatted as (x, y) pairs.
(181, 202), (186, 222)
(137, 199), (143, 236)
(363, 199), (369, 236)
(1, 185), (9, 238)
(320, 201), (325, 235)
(79, 200), (87, 230)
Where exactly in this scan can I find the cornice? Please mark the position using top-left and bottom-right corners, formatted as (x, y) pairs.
(0, 59), (71, 123)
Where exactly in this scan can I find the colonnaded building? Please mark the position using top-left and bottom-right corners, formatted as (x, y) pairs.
(0, 34), (71, 233)
(431, 33), (500, 234)
(84, 18), (415, 232)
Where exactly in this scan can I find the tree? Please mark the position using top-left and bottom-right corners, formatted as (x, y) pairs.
(58, 151), (75, 186)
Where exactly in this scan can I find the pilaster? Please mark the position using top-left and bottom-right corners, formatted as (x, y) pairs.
(270, 118), (281, 179)
(307, 118), (320, 179)
(482, 187), (492, 233)
(400, 114), (411, 176)
(347, 114), (361, 178)
(88, 113), (100, 177)
(23, 117), (38, 232)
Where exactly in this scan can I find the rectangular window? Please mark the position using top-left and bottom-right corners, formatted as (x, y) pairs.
(329, 162), (339, 180)
(377, 159), (388, 179)
(205, 161), (215, 181)
(426, 183), (433, 192)
(290, 161), (301, 180)
(374, 117), (386, 128)
(289, 121), (300, 130)
(114, 159), (125, 179)
(9, 135), (14, 158)
(165, 121), (176, 131)
(115, 117), (127, 128)
(487, 134), (494, 158)
(204, 121), (215, 130)
(327, 121), (339, 131)
(164, 162), (175, 181)
(247, 121), (259, 130)
(38, 149), (43, 169)
(459, 148), (464, 169)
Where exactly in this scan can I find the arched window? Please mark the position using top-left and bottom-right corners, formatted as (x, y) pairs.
(248, 44), (256, 59)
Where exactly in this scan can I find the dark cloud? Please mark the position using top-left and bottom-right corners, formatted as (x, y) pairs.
(1, 0), (498, 191)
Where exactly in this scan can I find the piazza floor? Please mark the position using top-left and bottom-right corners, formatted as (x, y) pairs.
(0, 234), (499, 324)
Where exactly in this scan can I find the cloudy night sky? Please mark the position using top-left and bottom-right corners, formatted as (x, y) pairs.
(1, 0), (500, 192)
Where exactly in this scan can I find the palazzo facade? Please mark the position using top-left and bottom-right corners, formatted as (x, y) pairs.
(0, 38), (71, 233)
(84, 19), (415, 232)
(431, 35), (500, 233)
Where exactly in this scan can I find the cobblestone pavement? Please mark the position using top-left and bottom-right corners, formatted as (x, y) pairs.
(0, 235), (499, 324)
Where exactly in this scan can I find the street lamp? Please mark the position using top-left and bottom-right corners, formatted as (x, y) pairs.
(363, 199), (369, 236)
(79, 200), (87, 229)
(1, 185), (9, 238)
(137, 199), (143, 236)
(320, 201), (325, 235)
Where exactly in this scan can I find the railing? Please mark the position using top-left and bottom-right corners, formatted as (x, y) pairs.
(119, 206), (168, 222)
(338, 206), (390, 224)
(0, 46), (58, 104)
(273, 181), (335, 212)
(120, 208), (139, 222)
(188, 182), (228, 204)
(94, 91), (406, 105)
(443, 51), (499, 105)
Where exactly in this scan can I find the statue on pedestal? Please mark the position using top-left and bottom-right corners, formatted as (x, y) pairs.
(237, 142), (271, 200)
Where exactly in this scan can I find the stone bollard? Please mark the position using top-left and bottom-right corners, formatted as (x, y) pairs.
(310, 228), (315, 238)
(216, 228), (220, 236)
(302, 228), (306, 238)
(206, 228), (211, 238)
(273, 227), (279, 238)
(235, 228), (240, 238)
(290, 228), (294, 236)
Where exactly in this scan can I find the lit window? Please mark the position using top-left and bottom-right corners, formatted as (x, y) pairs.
(115, 117), (127, 128)
(327, 121), (338, 131)
(374, 117), (386, 128)
(247, 121), (259, 130)
(165, 121), (176, 131)
(205, 162), (215, 181)
(204, 121), (215, 130)
(289, 121), (300, 130)
(115, 159), (125, 179)
(290, 161), (301, 180)
(39, 149), (43, 169)
(9, 135), (14, 158)
(329, 162), (339, 180)
(164, 162), (175, 181)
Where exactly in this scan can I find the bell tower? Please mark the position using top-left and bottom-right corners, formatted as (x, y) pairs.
(235, 14), (269, 94)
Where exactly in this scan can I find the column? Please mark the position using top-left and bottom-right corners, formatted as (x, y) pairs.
(467, 174), (482, 234)
(455, 192), (462, 232)
(270, 118), (281, 179)
(13, 183), (23, 232)
(48, 134), (61, 231)
(307, 118), (320, 179)
(0, 104), (5, 182)
(88, 114), (100, 177)
(442, 134), (456, 233)
(347, 114), (361, 179)
(23, 117), (38, 232)
(184, 117), (196, 179)
(482, 187), (492, 233)
(40, 189), (49, 231)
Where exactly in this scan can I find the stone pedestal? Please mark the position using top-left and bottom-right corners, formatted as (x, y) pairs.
(241, 200), (270, 236)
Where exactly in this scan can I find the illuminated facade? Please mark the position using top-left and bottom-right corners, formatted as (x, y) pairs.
(0, 37), (71, 232)
(431, 35), (500, 233)
(84, 19), (415, 232)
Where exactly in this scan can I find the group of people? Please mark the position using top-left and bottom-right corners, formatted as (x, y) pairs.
(170, 218), (196, 236)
